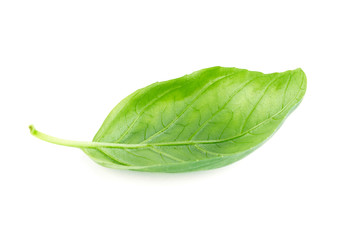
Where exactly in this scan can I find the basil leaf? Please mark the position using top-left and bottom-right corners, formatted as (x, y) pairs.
(30, 67), (307, 172)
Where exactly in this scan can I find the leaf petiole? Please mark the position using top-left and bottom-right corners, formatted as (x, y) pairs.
(29, 125), (147, 149)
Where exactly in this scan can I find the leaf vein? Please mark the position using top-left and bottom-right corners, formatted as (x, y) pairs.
(150, 147), (185, 162)
(240, 76), (280, 132)
(141, 71), (244, 143)
(188, 74), (261, 140)
(115, 85), (182, 143)
(96, 148), (129, 166)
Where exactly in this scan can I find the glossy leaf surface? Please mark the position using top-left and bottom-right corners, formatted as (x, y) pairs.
(30, 67), (307, 172)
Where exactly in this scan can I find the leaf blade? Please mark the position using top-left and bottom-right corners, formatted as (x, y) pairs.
(30, 67), (307, 172)
(87, 67), (306, 172)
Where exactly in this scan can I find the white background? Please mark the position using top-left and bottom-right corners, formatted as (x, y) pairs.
(1, 0), (336, 239)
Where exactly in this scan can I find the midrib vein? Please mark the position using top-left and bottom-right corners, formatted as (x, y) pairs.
(30, 79), (304, 150)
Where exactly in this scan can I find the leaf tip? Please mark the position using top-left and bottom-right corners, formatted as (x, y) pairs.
(294, 67), (307, 84)
(294, 67), (304, 73)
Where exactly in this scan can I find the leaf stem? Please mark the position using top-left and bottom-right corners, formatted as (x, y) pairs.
(29, 125), (97, 148)
(29, 125), (153, 148)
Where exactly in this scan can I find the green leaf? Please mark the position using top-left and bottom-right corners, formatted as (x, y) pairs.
(30, 67), (307, 173)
